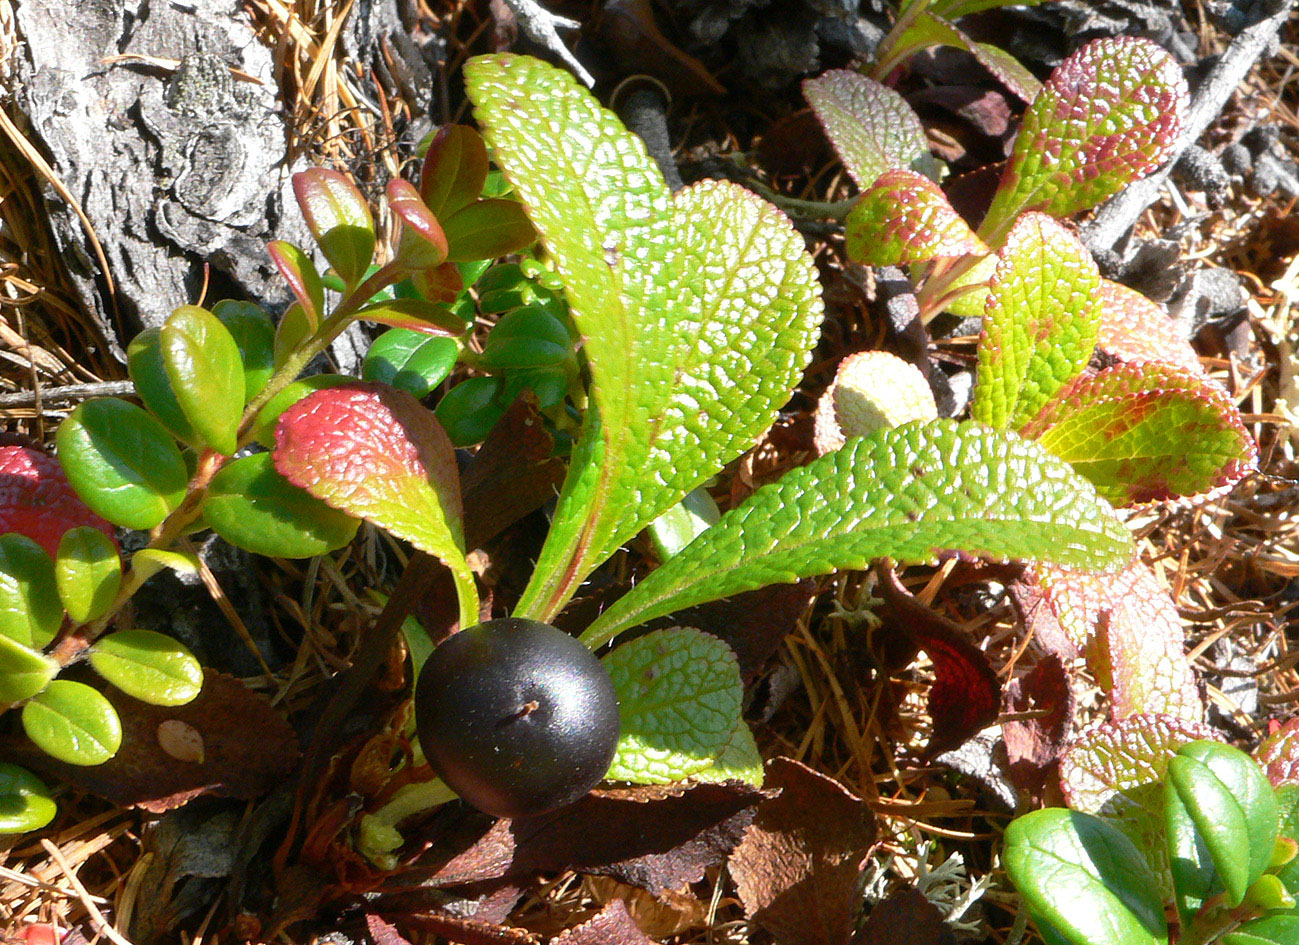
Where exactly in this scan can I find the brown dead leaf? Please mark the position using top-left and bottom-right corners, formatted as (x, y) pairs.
(553, 900), (660, 945)
(1002, 655), (1075, 793)
(730, 758), (878, 945)
(855, 887), (954, 945)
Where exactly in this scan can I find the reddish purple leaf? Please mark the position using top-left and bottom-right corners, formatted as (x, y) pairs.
(1016, 562), (1201, 722)
(1097, 279), (1204, 375)
(366, 914), (413, 945)
(353, 297), (467, 336)
(1002, 654), (1075, 793)
(553, 900), (660, 945)
(1025, 362), (1257, 506)
(1257, 717), (1299, 788)
(982, 37), (1188, 239)
(730, 758), (878, 945)
(420, 125), (489, 220)
(0, 445), (116, 557)
(267, 240), (324, 327)
(388, 178), (448, 270)
(292, 168), (376, 287)
(845, 170), (988, 267)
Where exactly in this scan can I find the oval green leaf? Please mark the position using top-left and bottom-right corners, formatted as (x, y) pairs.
(292, 167), (375, 288)
(88, 628), (203, 706)
(0, 763), (57, 834)
(160, 305), (245, 456)
(55, 525), (121, 624)
(212, 300), (276, 400)
(204, 452), (360, 558)
(55, 398), (189, 530)
(127, 326), (199, 445)
(362, 329), (459, 399)
(21, 679), (122, 766)
(0, 633), (57, 704)
(0, 533), (62, 648)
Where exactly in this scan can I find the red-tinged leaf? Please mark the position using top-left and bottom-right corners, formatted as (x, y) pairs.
(353, 297), (467, 336)
(858, 888), (955, 945)
(421, 125), (489, 219)
(0, 444), (116, 558)
(420, 782), (766, 895)
(5, 670), (299, 812)
(1257, 717), (1299, 788)
(1002, 654), (1075, 793)
(845, 170), (988, 267)
(803, 70), (934, 189)
(273, 382), (476, 625)
(1025, 362), (1257, 506)
(442, 199), (537, 263)
(388, 178), (449, 270)
(553, 900), (660, 945)
(267, 240), (324, 327)
(878, 569), (1001, 756)
(971, 213), (1102, 431)
(411, 261), (465, 305)
(366, 914), (413, 945)
(893, 12), (1041, 103)
(1017, 562), (1202, 722)
(1059, 713), (1219, 893)
(981, 37), (1188, 240)
(1097, 280), (1203, 375)
(292, 167), (376, 287)
(730, 758), (878, 945)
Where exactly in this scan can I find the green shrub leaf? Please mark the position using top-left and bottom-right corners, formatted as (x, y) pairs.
(55, 525), (121, 624)
(803, 69), (935, 188)
(441, 199), (536, 262)
(692, 721), (764, 787)
(0, 763), (57, 834)
(603, 627), (743, 784)
(1025, 363), (1258, 506)
(362, 329), (459, 400)
(0, 533), (61, 648)
(420, 124), (488, 219)
(582, 420), (1132, 648)
(127, 326), (198, 445)
(1224, 916), (1299, 945)
(267, 241), (325, 327)
(845, 169), (987, 267)
(1004, 808), (1169, 945)
(204, 452), (359, 558)
(89, 628), (203, 706)
(292, 168), (375, 288)
(212, 300), (276, 401)
(0, 633), (57, 704)
(160, 305), (245, 456)
(981, 37), (1187, 240)
(972, 213), (1102, 431)
(56, 399), (189, 529)
(22, 679), (121, 766)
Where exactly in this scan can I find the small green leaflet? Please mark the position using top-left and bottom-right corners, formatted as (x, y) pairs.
(22, 679), (122, 766)
(603, 627), (744, 784)
(972, 213), (1102, 431)
(803, 70), (936, 188)
(0, 762), (56, 833)
(160, 305), (245, 456)
(89, 628), (203, 707)
(581, 420), (1133, 649)
(845, 169), (988, 267)
(55, 525), (121, 625)
(980, 37), (1187, 241)
(0, 633), (56, 704)
(0, 533), (62, 648)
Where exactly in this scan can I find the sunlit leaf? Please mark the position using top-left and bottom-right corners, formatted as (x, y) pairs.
(22, 680), (121, 766)
(0, 763), (57, 833)
(89, 628), (203, 706)
(441, 198), (536, 262)
(362, 329), (459, 399)
(211, 300), (276, 401)
(55, 526), (121, 624)
(0, 633), (57, 704)
(420, 124), (489, 219)
(845, 169), (987, 266)
(388, 178), (448, 270)
(267, 241), (325, 327)
(0, 445), (117, 559)
(292, 167), (375, 288)
(0, 533), (62, 649)
(159, 305), (245, 456)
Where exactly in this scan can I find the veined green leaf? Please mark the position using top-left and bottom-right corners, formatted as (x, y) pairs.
(0, 533), (61, 648)
(971, 213), (1102, 431)
(0, 633), (57, 704)
(160, 305), (245, 456)
(691, 721), (764, 787)
(55, 525), (121, 624)
(22, 679), (121, 766)
(582, 420), (1132, 648)
(89, 628), (203, 706)
(845, 169), (987, 267)
(603, 627), (743, 784)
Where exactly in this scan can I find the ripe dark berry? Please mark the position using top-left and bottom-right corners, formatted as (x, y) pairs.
(414, 617), (621, 818)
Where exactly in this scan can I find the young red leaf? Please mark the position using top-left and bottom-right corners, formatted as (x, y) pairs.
(1097, 280), (1203, 375)
(552, 900), (659, 945)
(1256, 717), (1299, 789)
(441, 199), (537, 262)
(1002, 654), (1075, 793)
(981, 37), (1188, 240)
(803, 70), (934, 189)
(844, 170), (988, 267)
(420, 124), (489, 219)
(353, 297), (467, 336)
(0, 445), (116, 558)
(272, 382), (476, 624)
(1019, 562), (1202, 722)
(388, 178), (449, 270)
(1025, 362), (1257, 506)
(266, 240), (324, 327)
(411, 261), (466, 305)
(971, 213), (1102, 431)
(292, 167), (375, 288)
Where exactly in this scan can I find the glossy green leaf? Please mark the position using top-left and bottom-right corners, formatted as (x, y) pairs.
(204, 452), (359, 558)
(362, 329), (459, 399)
(292, 167), (375, 288)
(420, 124), (489, 219)
(127, 548), (200, 585)
(388, 178), (448, 270)
(971, 213), (1102, 431)
(22, 679), (121, 766)
(273, 383), (477, 627)
(441, 198), (536, 262)
(803, 69), (936, 188)
(1225, 916), (1299, 945)
(845, 169), (988, 266)
(1025, 363), (1258, 506)
(479, 305), (574, 372)
(159, 305), (245, 456)
(211, 300), (276, 400)
(1243, 874), (1296, 914)
(353, 298), (467, 336)
(0, 633), (57, 704)
(603, 627), (743, 784)
(250, 373), (351, 448)
(55, 525), (121, 624)
(1004, 808), (1168, 945)
(0, 533), (61, 648)
(0, 763), (57, 834)
(981, 38), (1187, 241)
(127, 327), (199, 445)
(1166, 740), (1279, 911)
(646, 486), (721, 561)
(582, 420), (1133, 648)
(273, 302), (313, 369)
(434, 376), (509, 446)
(88, 628), (202, 706)
(267, 240), (325, 326)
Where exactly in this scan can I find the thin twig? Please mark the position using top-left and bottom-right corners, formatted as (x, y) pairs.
(0, 380), (135, 408)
